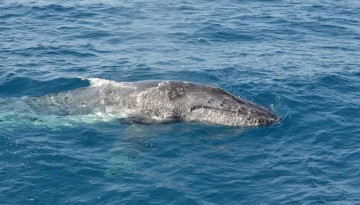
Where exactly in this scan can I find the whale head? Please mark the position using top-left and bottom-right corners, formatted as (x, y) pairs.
(161, 81), (279, 127)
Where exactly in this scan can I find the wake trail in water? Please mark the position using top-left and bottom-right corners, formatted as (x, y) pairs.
(0, 78), (135, 131)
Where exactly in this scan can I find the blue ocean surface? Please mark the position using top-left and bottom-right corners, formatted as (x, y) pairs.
(1, 0), (360, 204)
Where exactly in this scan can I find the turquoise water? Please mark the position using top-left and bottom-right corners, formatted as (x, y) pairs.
(1, 0), (360, 204)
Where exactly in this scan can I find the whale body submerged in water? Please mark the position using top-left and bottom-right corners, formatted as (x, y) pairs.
(23, 78), (278, 127)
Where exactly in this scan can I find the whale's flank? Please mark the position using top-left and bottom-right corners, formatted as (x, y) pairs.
(23, 78), (278, 127)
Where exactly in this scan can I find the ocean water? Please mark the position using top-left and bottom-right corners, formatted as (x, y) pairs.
(1, 0), (360, 204)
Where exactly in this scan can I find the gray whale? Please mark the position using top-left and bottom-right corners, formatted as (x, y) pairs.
(24, 78), (278, 127)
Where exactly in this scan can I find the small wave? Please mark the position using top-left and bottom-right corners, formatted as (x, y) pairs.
(0, 76), (89, 97)
(84, 77), (118, 87)
(82, 77), (138, 90)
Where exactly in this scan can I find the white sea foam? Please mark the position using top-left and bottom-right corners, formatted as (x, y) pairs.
(85, 77), (115, 87)
(83, 78), (136, 89)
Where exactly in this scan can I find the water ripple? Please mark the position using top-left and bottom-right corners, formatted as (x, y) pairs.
(1, 0), (360, 204)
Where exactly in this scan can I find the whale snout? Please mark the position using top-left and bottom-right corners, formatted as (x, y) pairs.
(253, 113), (279, 125)
(244, 105), (279, 126)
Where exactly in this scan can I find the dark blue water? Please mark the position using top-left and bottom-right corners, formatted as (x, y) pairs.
(1, 1), (360, 204)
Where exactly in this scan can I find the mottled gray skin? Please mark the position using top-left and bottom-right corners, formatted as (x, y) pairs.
(24, 80), (278, 127)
